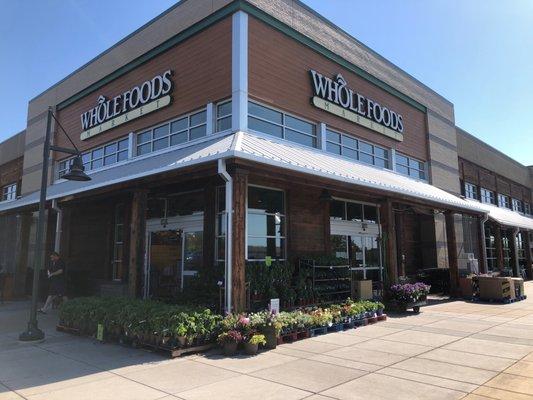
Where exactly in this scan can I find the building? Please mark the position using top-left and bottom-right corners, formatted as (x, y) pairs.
(0, 0), (531, 310)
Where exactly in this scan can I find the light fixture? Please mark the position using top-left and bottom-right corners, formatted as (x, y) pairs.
(62, 156), (91, 181)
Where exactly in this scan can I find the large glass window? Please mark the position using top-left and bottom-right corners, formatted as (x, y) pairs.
(329, 199), (379, 224)
(216, 100), (232, 132)
(216, 187), (226, 263)
(58, 137), (128, 178)
(248, 101), (317, 148)
(498, 194), (510, 209)
(1, 183), (17, 201)
(512, 198), (524, 213)
(485, 226), (497, 272)
(112, 204), (125, 281)
(525, 202), (531, 216)
(502, 233), (511, 269)
(136, 109), (207, 156)
(480, 188), (495, 205)
(395, 153), (426, 180)
(326, 129), (389, 169)
(464, 182), (478, 200)
(517, 232), (526, 271)
(247, 186), (286, 260)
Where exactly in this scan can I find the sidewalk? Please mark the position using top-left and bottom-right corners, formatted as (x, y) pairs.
(2, 286), (533, 400)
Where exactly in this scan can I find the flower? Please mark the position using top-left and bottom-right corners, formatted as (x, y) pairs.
(389, 282), (430, 303)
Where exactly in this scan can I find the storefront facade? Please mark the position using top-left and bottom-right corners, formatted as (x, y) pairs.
(0, 0), (531, 310)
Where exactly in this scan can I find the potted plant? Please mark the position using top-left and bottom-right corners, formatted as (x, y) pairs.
(389, 282), (430, 313)
(217, 330), (242, 356)
(244, 333), (266, 355)
(375, 301), (385, 316)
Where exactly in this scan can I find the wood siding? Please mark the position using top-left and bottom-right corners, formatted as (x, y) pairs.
(248, 17), (428, 161)
(54, 18), (232, 159)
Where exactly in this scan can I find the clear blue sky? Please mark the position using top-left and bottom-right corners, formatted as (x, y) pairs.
(0, 0), (531, 165)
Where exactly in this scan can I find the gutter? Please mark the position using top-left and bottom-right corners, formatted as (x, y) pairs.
(218, 158), (233, 313)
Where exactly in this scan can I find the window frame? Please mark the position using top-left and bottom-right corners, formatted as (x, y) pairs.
(245, 184), (287, 261)
(394, 152), (427, 181)
(216, 99), (232, 133)
(480, 188), (495, 205)
(464, 182), (478, 200)
(512, 198), (524, 213)
(498, 194), (511, 209)
(1, 182), (17, 201)
(325, 128), (390, 170)
(247, 100), (318, 148)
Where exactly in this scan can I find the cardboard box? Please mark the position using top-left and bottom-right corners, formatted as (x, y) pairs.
(511, 278), (525, 298)
(478, 276), (512, 301)
(352, 280), (373, 300)
(459, 276), (473, 298)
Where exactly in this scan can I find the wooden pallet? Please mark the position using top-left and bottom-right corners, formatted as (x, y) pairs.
(56, 325), (81, 335)
(309, 326), (328, 337)
(142, 342), (214, 358)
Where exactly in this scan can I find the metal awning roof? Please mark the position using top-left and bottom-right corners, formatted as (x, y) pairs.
(0, 131), (487, 215)
(465, 199), (533, 230)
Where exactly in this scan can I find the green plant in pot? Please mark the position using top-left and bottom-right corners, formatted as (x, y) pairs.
(244, 333), (266, 355)
(217, 329), (242, 356)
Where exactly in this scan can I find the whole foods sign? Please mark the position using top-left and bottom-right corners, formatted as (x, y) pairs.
(310, 70), (404, 142)
(80, 70), (173, 140)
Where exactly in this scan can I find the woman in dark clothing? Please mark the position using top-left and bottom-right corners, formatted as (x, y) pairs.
(39, 252), (67, 313)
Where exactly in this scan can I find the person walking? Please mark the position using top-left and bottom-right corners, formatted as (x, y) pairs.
(38, 252), (67, 313)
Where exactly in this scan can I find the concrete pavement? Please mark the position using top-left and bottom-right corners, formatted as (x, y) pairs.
(2, 285), (533, 399)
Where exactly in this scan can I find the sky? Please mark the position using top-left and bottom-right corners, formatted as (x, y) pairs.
(0, 0), (531, 165)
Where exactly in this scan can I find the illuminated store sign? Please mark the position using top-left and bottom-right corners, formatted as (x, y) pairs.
(310, 70), (404, 142)
(80, 70), (173, 141)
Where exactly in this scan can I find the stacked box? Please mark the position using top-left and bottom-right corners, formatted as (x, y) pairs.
(511, 278), (525, 298)
(352, 280), (373, 300)
(478, 276), (512, 301)
(459, 276), (473, 298)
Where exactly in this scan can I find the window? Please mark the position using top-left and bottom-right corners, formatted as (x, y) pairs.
(326, 129), (389, 169)
(1, 183), (17, 201)
(502, 233), (511, 269)
(480, 188), (495, 205)
(395, 153), (426, 180)
(329, 200), (379, 224)
(216, 187), (227, 263)
(112, 204), (125, 281)
(136, 109), (207, 156)
(525, 202), (531, 216)
(216, 100), (232, 132)
(247, 186), (286, 260)
(463, 182), (478, 200)
(58, 137), (129, 178)
(512, 198), (524, 213)
(248, 101), (317, 148)
(498, 194), (510, 209)
(485, 226), (496, 272)
(517, 232), (526, 270)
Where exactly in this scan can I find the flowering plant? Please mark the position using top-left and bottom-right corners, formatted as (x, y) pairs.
(309, 308), (333, 327)
(248, 333), (266, 345)
(249, 311), (282, 336)
(217, 329), (242, 345)
(389, 282), (430, 303)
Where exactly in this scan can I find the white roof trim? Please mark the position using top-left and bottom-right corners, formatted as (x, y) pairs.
(465, 199), (533, 230)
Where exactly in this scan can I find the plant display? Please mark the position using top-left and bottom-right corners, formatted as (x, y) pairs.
(217, 329), (243, 345)
(248, 334), (266, 346)
(309, 308), (333, 327)
(389, 282), (431, 303)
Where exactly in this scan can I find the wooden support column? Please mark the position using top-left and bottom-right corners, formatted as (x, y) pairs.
(203, 182), (217, 272)
(323, 198), (331, 256)
(231, 169), (248, 312)
(478, 217), (488, 274)
(511, 227), (520, 277)
(395, 212), (406, 277)
(525, 231), (533, 280)
(381, 199), (398, 284)
(128, 190), (147, 298)
(14, 212), (32, 297)
(445, 212), (460, 295)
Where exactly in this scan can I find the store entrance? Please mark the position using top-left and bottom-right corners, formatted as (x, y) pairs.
(144, 215), (203, 299)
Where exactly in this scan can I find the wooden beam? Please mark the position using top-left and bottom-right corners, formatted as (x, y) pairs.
(231, 169), (248, 312)
(128, 189), (147, 298)
(525, 231), (533, 280)
(445, 211), (459, 295)
(381, 199), (398, 284)
(478, 217), (488, 274)
(203, 181), (217, 271)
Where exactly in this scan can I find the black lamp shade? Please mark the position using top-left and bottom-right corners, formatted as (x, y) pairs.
(63, 156), (91, 181)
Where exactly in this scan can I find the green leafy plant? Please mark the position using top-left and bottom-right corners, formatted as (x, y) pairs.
(248, 334), (266, 345)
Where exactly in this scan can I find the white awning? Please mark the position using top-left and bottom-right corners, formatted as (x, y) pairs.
(0, 130), (487, 215)
(465, 199), (533, 230)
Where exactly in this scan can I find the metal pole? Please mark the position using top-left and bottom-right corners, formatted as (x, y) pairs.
(19, 107), (52, 341)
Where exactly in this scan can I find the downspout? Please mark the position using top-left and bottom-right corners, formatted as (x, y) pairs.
(218, 158), (233, 313)
(479, 213), (489, 273)
(52, 199), (62, 253)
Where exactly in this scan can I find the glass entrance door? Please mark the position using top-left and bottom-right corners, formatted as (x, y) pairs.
(181, 231), (203, 289)
(332, 233), (382, 281)
(148, 229), (182, 299)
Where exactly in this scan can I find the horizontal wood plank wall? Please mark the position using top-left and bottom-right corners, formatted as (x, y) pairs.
(55, 17), (232, 159)
(0, 157), (23, 187)
(459, 157), (532, 203)
(248, 17), (428, 161)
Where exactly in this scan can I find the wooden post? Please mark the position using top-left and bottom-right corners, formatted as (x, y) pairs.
(203, 182), (217, 272)
(495, 226), (504, 271)
(381, 199), (398, 284)
(14, 212), (32, 297)
(395, 212), (405, 277)
(445, 212), (459, 295)
(231, 169), (248, 312)
(525, 231), (533, 280)
(478, 217), (488, 274)
(511, 227), (520, 277)
(323, 197), (331, 256)
(128, 190), (147, 298)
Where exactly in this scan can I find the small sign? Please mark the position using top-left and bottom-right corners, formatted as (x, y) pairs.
(97, 324), (104, 341)
(269, 298), (280, 314)
(265, 256), (272, 267)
